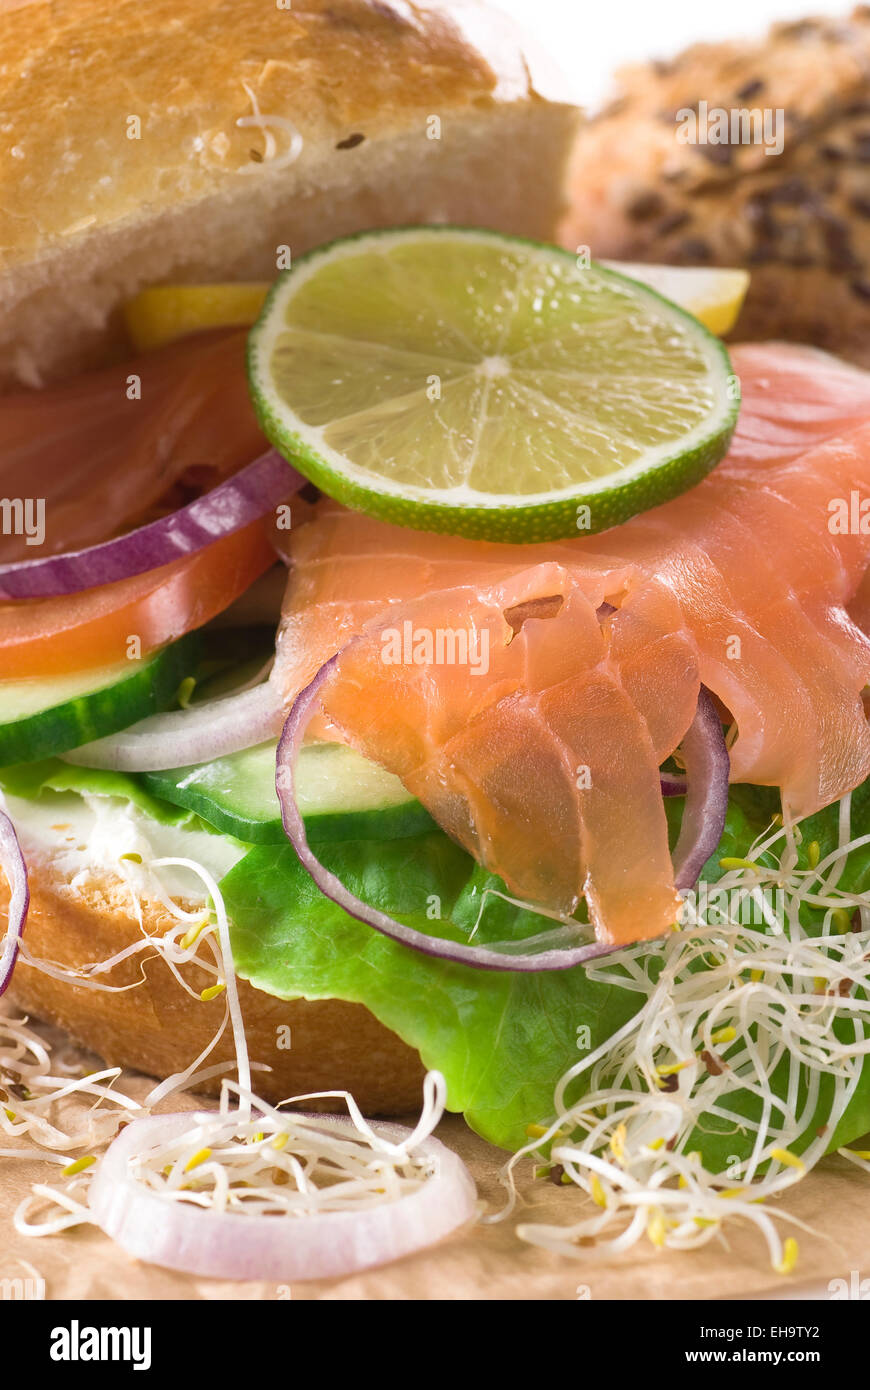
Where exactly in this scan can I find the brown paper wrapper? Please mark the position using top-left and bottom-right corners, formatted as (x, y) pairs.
(2, 1059), (868, 1301)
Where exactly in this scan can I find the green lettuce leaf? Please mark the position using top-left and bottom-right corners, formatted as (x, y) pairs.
(0, 758), (201, 829)
(222, 781), (870, 1159)
(222, 834), (639, 1150)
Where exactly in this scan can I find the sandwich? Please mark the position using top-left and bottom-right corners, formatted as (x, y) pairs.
(2, 0), (870, 1282)
(0, 0), (579, 1114)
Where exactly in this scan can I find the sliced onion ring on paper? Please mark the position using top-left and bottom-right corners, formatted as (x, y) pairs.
(0, 450), (303, 600)
(0, 808), (29, 996)
(64, 677), (284, 771)
(89, 1110), (476, 1281)
(276, 657), (731, 971)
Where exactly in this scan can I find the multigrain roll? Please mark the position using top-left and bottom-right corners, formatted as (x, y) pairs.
(564, 7), (870, 363)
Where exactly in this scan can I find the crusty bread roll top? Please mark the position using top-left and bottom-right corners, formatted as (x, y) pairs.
(0, 0), (579, 387)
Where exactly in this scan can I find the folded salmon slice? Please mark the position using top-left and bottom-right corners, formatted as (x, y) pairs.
(316, 578), (685, 944)
(569, 427), (870, 816)
(720, 344), (870, 472)
(277, 343), (870, 938)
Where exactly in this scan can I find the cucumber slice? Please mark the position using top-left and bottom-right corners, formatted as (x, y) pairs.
(0, 633), (201, 767)
(143, 740), (434, 844)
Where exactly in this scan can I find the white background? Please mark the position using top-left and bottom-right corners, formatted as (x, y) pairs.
(492, 0), (851, 107)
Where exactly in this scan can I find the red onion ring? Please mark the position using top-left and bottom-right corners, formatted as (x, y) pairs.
(0, 808), (29, 997)
(277, 656), (632, 972)
(671, 687), (730, 890)
(0, 450), (303, 600)
(276, 660), (730, 971)
(64, 678), (284, 771)
(89, 1111), (476, 1280)
(661, 771), (687, 797)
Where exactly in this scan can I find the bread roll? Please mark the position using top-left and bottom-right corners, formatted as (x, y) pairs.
(563, 7), (870, 363)
(0, 0), (579, 386)
(2, 857), (427, 1114)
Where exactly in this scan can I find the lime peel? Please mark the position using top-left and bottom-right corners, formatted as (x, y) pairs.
(247, 227), (739, 542)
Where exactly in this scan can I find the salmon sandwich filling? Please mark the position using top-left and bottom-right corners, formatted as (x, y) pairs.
(3, 256), (870, 1279)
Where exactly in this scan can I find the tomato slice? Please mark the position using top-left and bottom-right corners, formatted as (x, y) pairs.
(0, 520), (275, 678)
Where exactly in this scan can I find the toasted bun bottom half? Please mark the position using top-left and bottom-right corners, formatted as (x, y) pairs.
(1, 866), (426, 1115)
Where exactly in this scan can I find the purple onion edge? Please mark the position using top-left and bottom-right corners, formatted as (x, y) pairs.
(276, 658), (616, 974)
(0, 449), (304, 600)
(660, 771), (687, 797)
(276, 660), (730, 974)
(671, 687), (730, 891)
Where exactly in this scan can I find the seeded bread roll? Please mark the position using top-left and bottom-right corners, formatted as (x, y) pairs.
(563, 7), (870, 364)
(0, 0), (578, 388)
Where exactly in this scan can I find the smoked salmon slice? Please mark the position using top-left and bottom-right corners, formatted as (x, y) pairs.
(276, 343), (870, 941)
(0, 329), (263, 564)
(314, 578), (686, 945)
(721, 344), (870, 471)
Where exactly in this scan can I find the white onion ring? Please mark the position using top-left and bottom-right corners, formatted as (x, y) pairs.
(0, 808), (29, 996)
(63, 678), (284, 771)
(89, 1111), (477, 1280)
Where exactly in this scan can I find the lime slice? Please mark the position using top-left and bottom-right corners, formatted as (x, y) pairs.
(247, 228), (740, 541)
